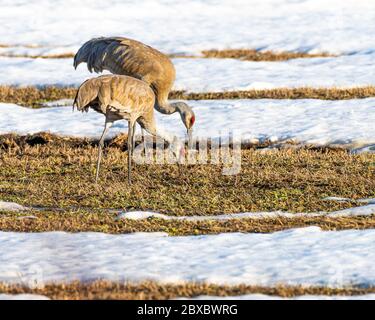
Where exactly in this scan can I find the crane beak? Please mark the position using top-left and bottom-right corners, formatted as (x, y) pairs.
(187, 128), (193, 148)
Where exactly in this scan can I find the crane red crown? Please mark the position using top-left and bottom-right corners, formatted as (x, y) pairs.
(190, 115), (196, 127)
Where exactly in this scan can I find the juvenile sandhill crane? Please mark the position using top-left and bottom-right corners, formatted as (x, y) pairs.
(73, 37), (196, 143)
(73, 75), (185, 184)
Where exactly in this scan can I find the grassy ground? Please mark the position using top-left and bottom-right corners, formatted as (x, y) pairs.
(1, 133), (374, 217)
(0, 86), (77, 108)
(1, 46), (373, 300)
(0, 53), (75, 59)
(0, 104), (373, 298)
(1, 281), (374, 300)
(0, 48), (332, 61)
(1, 209), (375, 235)
(200, 49), (334, 61)
(2, 86), (375, 108)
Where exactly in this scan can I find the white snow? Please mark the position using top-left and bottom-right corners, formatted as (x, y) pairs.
(1, 227), (375, 287)
(2, 197), (373, 220)
(327, 205), (375, 217)
(0, 294), (49, 300)
(323, 197), (353, 203)
(172, 55), (375, 92)
(0, 46), (77, 58)
(1, 54), (375, 90)
(0, 57), (108, 87)
(0, 201), (28, 212)
(324, 197), (375, 205)
(117, 203), (375, 221)
(188, 294), (375, 300)
(1, 98), (374, 151)
(358, 198), (375, 204)
(1, 0), (375, 55)
(42, 99), (75, 108)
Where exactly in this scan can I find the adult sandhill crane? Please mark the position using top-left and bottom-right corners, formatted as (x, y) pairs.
(73, 74), (185, 184)
(73, 37), (196, 143)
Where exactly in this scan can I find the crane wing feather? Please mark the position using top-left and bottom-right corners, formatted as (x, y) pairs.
(74, 37), (176, 105)
(74, 37), (165, 81)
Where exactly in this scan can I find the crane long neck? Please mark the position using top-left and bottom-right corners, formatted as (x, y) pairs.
(151, 83), (186, 116)
(155, 100), (180, 115)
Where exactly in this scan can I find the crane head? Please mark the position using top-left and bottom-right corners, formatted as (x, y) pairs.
(174, 101), (196, 146)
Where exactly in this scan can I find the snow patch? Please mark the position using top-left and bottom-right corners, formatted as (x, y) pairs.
(1, 98), (374, 152)
(118, 203), (375, 221)
(1, 0), (375, 55)
(173, 54), (375, 92)
(358, 198), (375, 205)
(2, 227), (375, 287)
(323, 197), (353, 202)
(0, 201), (28, 212)
(42, 99), (74, 108)
(2, 54), (375, 90)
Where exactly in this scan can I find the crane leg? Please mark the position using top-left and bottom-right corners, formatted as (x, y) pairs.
(95, 120), (112, 183)
(141, 127), (145, 155)
(127, 121), (134, 184)
(132, 122), (136, 152)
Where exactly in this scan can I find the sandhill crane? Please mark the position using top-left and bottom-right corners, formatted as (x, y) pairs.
(73, 37), (196, 143)
(73, 74), (185, 184)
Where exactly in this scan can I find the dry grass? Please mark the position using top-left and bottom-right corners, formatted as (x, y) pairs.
(200, 49), (334, 61)
(171, 86), (375, 101)
(1, 209), (375, 235)
(2, 86), (375, 108)
(0, 53), (75, 59)
(0, 281), (374, 300)
(0, 44), (44, 48)
(0, 86), (77, 107)
(1, 133), (374, 215)
(0, 47), (332, 61)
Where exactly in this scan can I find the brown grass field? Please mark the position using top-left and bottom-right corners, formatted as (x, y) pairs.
(0, 45), (373, 300)
(200, 49), (334, 61)
(1, 133), (374, 222)
(0, 281), (374, 300)
(0, 48), (332, 61)
(2, 85), (375, 108)
(1, 133), (374, 235)
(0, 115), (374, 298)
(2, 209), (375, 235)
(0, 52), (75, 59)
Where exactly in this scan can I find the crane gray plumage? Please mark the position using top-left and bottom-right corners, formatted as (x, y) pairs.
(73, 74), (184, 183)
(74, 37), (195, 143)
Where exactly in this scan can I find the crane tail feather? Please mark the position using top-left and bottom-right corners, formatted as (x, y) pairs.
(74, 37), (116, 74)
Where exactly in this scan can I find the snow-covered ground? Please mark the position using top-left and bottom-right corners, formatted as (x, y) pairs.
(1, 227), (375, 287)
(1, 0), (375, 55)
(0, 201), (28, 212)
(118, 201), (375, 221)
(1, 98), (374, 151)
(0, 0), (374, 300)
(1, 54), (375, 90)
(1, 198), (374, 218)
